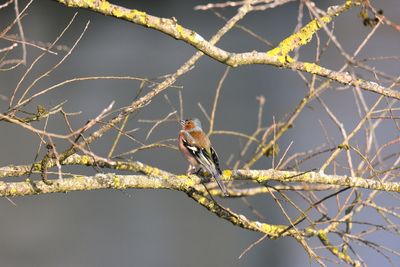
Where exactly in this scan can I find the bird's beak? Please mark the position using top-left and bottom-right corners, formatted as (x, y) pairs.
(180, 119), (186, 126)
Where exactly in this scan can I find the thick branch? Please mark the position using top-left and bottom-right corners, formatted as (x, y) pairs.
(0, 172), (295, 238)
(0, 157), (394, 265)
(1, 155), (399, 193)
(230, 169), (400, 193)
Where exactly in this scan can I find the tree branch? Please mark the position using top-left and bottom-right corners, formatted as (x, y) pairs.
(53, 0), (400, 100)
(1, 154), (399, 194)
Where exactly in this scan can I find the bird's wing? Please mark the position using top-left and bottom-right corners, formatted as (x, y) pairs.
(181, 131), (201, 156)
(182, 130), (228, 196)
(181, 131), (217, 175)
(210, 146), (222, 175)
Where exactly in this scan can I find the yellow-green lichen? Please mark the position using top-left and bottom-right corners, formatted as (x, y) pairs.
(342, 245), (348, 256)
(260, 223), (285, 237)
(305, 228), (318, 236)
(267, 15), (331, 62)
(112, 7), (124, 18)
(172, 23), (198, 44)
(9, 187), (17, 196)
(129, 9), (147, 24)
(115, 163), (130, 171)
(79, 155), (91, 165)
(318, 231), (328, 242)
(147, 166), (160, 176)
(302, 172), (312, 181)
(303, 62), (322, 75)
(114, 164), (123, 170)
(98, 0), (110, 11)
(143, 166), (170, 179)
(338, 143), (350, 150)
(266, 48), (294, 64)
(197, 195), (209, 206)
(83, 0), (95, 8)
(183, 179), (196, 187)
(176, 24), (184, 38)
(334, 248), (353, 263)
(113, 176), (124, 189)
(345, 0), (353, 7)
(256, 175), (269, 183)
(331, 246), (339, 254)
(222, 170), (232, 178)
(33, 162), (42, 171)
(266, 47), (280, 57)
(73, 176), (88, 185)
(318, 231), (355, 263)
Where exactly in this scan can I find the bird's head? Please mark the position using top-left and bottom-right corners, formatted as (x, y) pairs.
(180, 118), (202, 131)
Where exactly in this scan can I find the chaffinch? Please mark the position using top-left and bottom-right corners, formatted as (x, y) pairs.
(178, 118), (228, 196)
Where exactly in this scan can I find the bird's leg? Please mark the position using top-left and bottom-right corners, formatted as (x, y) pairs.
(194, 167), (203, 175)
(186, 165), (197, 175)
(187, 166), (211, 183)
(194, 167), (211, 183)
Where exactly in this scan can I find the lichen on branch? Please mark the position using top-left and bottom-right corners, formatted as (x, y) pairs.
(53, 0), (400, 100)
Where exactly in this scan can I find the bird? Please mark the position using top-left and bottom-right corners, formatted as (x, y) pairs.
(178, 118), (228, 196)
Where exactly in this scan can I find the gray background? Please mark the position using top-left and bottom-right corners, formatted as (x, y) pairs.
(0, 0), (399, 266)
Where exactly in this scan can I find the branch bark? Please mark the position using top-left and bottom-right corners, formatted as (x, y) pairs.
(1, 154), (399, 195)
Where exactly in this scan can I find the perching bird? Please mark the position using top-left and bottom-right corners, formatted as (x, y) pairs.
(178, 118), (228, 196)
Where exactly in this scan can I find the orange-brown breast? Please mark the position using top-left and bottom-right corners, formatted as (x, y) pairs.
(183, 120), (195, 131)
(178, 131), (198, 166)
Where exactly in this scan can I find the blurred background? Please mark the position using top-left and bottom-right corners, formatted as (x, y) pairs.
(0, 0), (399, 266)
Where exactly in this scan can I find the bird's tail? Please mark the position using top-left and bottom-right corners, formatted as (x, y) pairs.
(213, 171), (229, 196)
